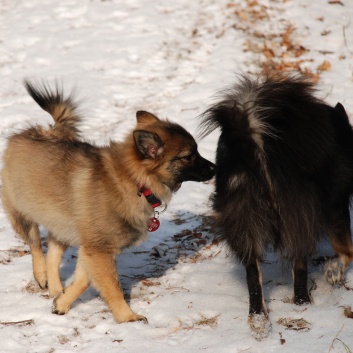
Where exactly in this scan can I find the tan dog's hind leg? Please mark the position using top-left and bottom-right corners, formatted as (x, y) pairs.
(3, 198), (47, 289)
(28, 224), (47, 289)
(46, 234), (67, 297)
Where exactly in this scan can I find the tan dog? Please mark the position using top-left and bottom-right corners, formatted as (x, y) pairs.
(2, 81), (215, 323)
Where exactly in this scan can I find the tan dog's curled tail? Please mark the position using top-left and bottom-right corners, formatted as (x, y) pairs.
(24, 80), (81, 138)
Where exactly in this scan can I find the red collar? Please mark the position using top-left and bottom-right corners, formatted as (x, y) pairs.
(138, 186), (162, 208)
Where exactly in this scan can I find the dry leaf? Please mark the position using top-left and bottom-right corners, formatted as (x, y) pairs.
(194, 314), (220, 328)
(343, 306), (353, 319)
(277, 318), (311, 332)
(263, 45), (275, 59)
(317, 60), (331, 71)
(58, 335), (70, 345)
(236, 10), (248, 21)
(328, 0), (344, 5)
(142, 279), (161, 287)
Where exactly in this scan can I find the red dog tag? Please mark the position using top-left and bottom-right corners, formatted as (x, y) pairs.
(148, 217), (160, 232)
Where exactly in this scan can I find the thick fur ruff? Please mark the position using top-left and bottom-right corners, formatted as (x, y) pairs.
(200, 75), (353, 264)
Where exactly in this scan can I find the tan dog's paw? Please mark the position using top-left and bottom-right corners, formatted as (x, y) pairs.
(127, 314), (148, 324)
(52, 293), (70, 315)
(113, 308), (148, 324)
(34, 272), (48, 290)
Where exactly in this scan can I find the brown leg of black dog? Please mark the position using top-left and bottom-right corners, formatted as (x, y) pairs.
(246, 257), (271, 340)
(293, 257), (312, 305)
(325, 207), (353, 284)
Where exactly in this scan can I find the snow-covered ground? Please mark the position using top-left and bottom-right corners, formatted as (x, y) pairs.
(0, 0), (353, 352)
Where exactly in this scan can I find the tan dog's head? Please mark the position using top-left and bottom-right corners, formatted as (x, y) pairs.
(132, 111), (215, 192)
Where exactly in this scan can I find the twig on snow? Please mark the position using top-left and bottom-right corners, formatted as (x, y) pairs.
(238, 348), (251, 353)
(1, 319), (34, 326)
(342, 22), (353, 54)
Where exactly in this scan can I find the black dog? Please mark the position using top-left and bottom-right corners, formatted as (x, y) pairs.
(200, 74), (353, 339)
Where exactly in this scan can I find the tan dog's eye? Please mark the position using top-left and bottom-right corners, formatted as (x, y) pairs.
(182, 154), (193, 161)
(171, 154), (192, 162)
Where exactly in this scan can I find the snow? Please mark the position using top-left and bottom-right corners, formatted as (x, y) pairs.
(1, 0), (353, 352)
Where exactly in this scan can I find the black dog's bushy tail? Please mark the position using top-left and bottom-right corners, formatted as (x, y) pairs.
(24, 80), (81, 138)
(198, 73), (330, 173)
(199, 74), (317, 140)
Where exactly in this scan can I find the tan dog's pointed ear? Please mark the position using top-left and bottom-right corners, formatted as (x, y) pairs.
(136, 111), (160, 125)
(133, 130), (164, 159)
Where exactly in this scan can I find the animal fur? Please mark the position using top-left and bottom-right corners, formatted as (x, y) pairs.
(199, 74), (353, 339)
(1, 80), (215, 323)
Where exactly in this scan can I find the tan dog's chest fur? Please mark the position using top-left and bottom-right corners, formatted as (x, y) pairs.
(2, 80), (215, 324)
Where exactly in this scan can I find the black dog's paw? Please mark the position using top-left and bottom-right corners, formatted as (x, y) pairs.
(248, 313), (271, 341)
(293, 292), (312, 305)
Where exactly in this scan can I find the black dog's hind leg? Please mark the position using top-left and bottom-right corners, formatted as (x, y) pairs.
(246, 257), (271, 340)
(293, 257), (312, 305)
(246, 258), (267, 316)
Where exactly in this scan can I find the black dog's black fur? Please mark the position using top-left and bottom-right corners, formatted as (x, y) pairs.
(200, 74), (353, 339)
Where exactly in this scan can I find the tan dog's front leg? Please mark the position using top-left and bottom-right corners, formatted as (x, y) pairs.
(53, 249), (90, 315)
(81, 247), (147, 323)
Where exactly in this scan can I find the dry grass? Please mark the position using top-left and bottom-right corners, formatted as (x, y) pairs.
(328, 325), (352, 353)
